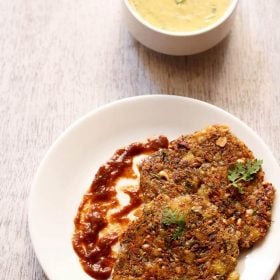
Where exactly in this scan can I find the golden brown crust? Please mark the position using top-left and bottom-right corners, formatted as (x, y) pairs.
(139, 125), (275, 249)
(113, 195), (239, 280)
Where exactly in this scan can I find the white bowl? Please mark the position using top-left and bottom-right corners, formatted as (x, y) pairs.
(123, 0), (239, 55)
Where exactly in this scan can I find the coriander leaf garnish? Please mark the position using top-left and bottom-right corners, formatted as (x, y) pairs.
(175, 0), (186, 4)
(172, 224), (186, 240)
(162, 208), (186, 240)
(162, 208), (185, 225)
(228, 159), (263, 194)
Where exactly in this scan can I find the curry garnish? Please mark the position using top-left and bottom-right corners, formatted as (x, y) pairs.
(175, 0), (186, 4)
(228, 159), (263, 193)
(162, 208), (186, 240)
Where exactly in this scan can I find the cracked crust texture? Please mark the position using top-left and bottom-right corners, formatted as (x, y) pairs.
(139, 125), (275, 249)
(113, 194), (240, 280)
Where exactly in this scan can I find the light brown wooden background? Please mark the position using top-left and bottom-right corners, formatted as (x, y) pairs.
(0, 0), (279, 279)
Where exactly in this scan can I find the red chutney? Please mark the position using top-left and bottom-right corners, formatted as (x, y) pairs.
(72, 136), (168, 279)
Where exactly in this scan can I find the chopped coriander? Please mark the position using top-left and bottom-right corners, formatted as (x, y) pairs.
(228, 159), (263, 194)
(162, 208), (186, 240)
(175, 0), (186, 4)
(212, 7), (217, 13)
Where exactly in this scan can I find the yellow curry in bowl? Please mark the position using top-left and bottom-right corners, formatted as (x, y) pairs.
(128, 0), (231, 32)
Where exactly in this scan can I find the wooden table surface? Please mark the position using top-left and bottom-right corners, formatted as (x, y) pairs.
(0, 0), (279, 279)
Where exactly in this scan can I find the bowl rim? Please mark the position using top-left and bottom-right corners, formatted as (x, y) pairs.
(124, 0), (239, 37)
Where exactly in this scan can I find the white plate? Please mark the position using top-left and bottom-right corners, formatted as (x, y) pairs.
(29, 95), (280, 280)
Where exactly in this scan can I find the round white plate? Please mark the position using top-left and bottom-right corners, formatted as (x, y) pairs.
(29, 95), (280, 280)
